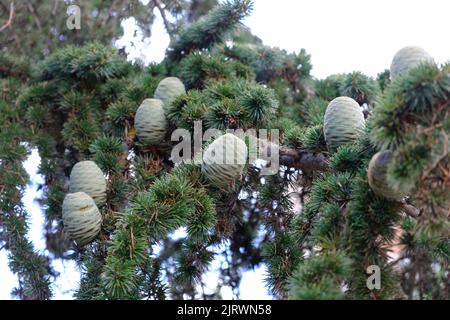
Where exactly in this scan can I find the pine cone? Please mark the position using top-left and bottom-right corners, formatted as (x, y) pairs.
(62, 192), (102, 246)
(323, 96), (365, 152)
(390, 46), (434, 80)
(201, 133), (248, 189)
(154, 77), (186, 106)
(135, 98), (167, 146)
(368, 150), (405, 201)
(69, 160), (107, 206)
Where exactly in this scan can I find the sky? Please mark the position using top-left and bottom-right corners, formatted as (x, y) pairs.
(245, 0), (450, 78)
(122, 0), (450, 79)
(1, 0), (450, 300)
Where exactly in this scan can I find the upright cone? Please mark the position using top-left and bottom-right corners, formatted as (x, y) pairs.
(154, 77), (186, 106)
(70, 160), (107, 206)
(368, 150), (405, 201)
(323, 97), (365, 152)
(62, 192), (102, 246)
(201, 133), (248, 189)
(134, 98), (167, 145)
(390, 46), (434, 80)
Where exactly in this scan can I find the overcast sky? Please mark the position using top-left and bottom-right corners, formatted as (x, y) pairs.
(1, 0), (449, 300)
(125, 0), (450, 79)
(245, 0), (450, 78)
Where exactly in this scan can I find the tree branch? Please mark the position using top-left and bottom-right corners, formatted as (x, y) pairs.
(52, 0), (59, 16)
(153, 0), (173, 39)
(279, 146), (328, 173)
(25, 0), (42, 31)
(401, 202), (421, 219)
(0, 1), (14, 32)
(263, 142), (421, 215)
(260, 139), (328, 173)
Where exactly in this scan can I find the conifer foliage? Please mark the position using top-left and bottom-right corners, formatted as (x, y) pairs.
(0, 0), (448, 300)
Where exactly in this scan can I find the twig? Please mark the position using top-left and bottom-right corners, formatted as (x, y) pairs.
(52, 0), (59, 16)
(0, 2), (14, 32)
(0, 1), (22, 51)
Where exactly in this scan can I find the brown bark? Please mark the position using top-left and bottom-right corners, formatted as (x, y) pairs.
(0, 2), (14, 32)
(261, 139), (328, 173)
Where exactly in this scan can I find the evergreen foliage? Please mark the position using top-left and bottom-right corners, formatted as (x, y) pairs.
(0, 0), (448, 300)
(166, 0), (253, 63)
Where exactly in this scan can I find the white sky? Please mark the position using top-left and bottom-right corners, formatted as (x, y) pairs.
(1, 0), (449, 300)
(130, 0), (450, 79)
(245, 0), (450, 78)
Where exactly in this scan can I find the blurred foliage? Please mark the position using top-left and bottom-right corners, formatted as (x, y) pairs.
(0, 0), (218, 59)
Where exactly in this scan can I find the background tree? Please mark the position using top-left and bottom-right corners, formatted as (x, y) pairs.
(0, 0), (448, 300)
(0, 0), (218, 58)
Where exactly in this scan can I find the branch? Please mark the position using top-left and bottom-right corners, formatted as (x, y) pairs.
(262, 142), (421, 214)
(260, 139), (328, 173)
(0, 1), (14, 32)
(166, 0), (252, 62)
(153, 0), (173, 39)
(401, 202), (421, 219)
(0, 1), (21, 51)
(279, 146), (328, 173)
(25, 0), (42, 31)
(52, 0), (59, 16)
